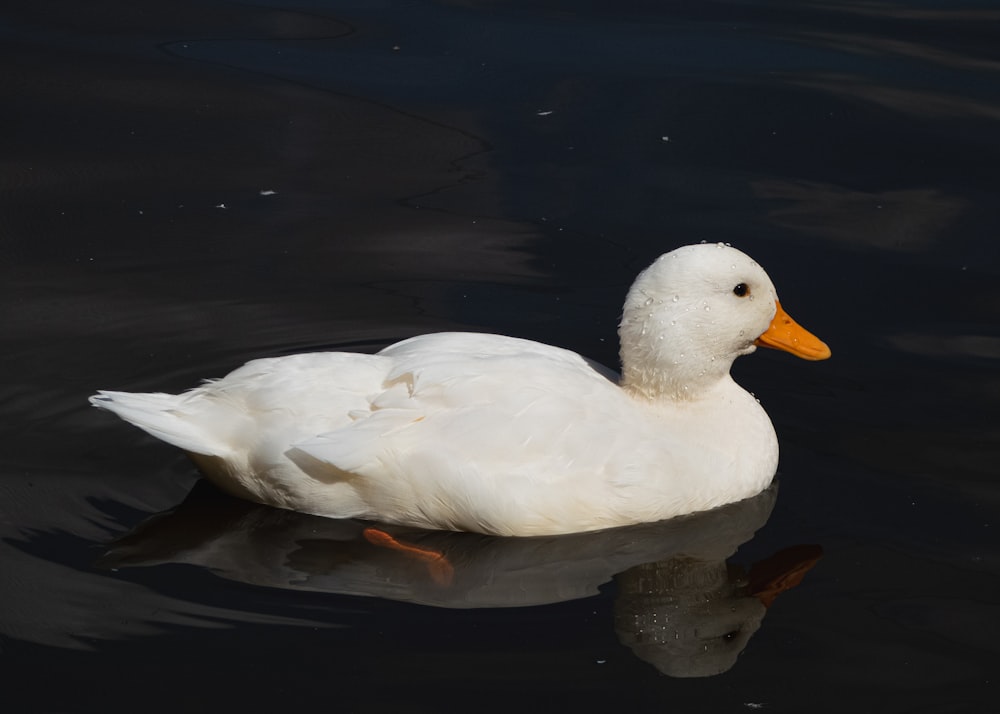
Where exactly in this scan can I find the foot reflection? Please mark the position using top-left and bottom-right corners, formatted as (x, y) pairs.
(101, 480), (820, 677)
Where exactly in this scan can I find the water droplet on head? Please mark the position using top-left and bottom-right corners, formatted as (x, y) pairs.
(644, 297), (654, 306)
(672, 295), (679, 302)
(704, 305), (711, 311)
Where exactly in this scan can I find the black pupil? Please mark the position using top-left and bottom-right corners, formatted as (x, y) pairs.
(733, 283), (748, 297)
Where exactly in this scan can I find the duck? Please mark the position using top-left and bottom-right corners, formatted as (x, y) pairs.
(90, 243), (830, 537)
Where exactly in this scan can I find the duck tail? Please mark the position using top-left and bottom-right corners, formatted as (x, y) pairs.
(89, 390), (231, 457)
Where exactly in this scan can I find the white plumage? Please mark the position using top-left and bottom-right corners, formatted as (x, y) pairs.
(91, 243), (830, 536)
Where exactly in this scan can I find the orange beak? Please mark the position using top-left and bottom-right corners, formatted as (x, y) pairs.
(755, 301), (831, 361)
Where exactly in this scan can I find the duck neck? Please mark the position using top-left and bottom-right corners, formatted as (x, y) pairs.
(619, 348), (736, 402)
(621, 356), (729, 402)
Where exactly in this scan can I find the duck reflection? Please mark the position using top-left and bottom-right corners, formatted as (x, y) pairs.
(101, 480), (820, 677)
(614, 544), (819, 677)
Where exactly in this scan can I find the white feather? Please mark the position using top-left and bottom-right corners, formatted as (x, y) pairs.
(91, 244), (828, 536)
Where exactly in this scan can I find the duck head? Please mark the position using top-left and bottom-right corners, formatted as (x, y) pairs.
(619, 243), (830, 400)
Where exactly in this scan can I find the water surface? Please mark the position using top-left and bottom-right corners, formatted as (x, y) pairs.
(2, 1), (998, 712)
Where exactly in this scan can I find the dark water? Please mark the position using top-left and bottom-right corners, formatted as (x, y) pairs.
(2, 1), (998, 711)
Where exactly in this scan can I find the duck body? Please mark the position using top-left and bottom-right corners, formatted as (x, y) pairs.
(92, 244), (829, 536)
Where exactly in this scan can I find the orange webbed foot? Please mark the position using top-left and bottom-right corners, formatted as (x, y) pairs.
(363, 527), (455, 586)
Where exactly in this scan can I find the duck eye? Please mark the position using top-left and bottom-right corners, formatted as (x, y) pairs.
(733, 283), (749, 297)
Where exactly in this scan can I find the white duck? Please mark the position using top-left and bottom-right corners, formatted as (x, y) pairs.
(91, 243), (830, 536)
